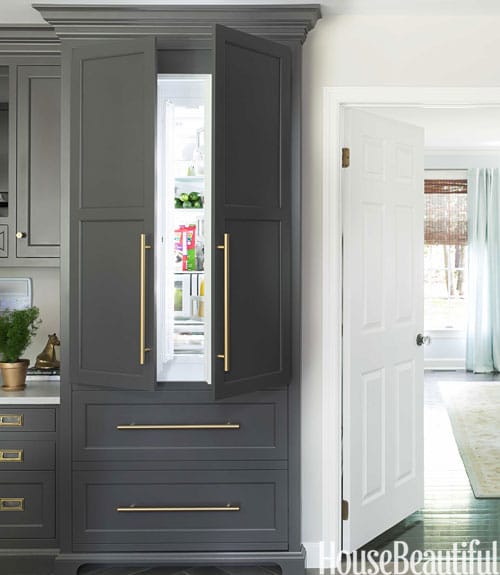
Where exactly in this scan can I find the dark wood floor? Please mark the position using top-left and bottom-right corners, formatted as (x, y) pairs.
(79, 565), (281, 575)
(362, 370), (500, 554)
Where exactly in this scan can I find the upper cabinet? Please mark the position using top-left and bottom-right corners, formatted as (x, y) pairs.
(68, 27), (292, 399)
(0, 61), (61, 265)
(16, 65), (61, 259)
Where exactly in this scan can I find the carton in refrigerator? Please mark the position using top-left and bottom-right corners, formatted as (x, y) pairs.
(174, 225), (196, 271)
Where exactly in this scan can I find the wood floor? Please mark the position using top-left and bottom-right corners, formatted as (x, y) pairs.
(362, 370), (500, 554)
(78, 565), (281, 575)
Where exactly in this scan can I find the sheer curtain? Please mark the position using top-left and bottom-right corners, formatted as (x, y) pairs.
(466, 168), (500, 372)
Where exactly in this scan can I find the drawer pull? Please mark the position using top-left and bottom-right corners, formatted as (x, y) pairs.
(117, 504), (240, 513)
(0, 414), (23, 427)
(116, 423), (240, 430)
(0, 498), (24, 512)
(0, 449), (23, 462)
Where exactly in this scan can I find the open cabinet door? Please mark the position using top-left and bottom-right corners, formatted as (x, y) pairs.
(68, 39), (156, 390)
(342, 109), (424, 551)
(212, 25), (291, 399)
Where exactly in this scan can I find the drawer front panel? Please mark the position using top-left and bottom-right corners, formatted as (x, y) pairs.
(0, 440), (55, 470)
(0, 408), (55, 432)
(73, 469), (287, 548)
(73, 393), (286, 461)
(0, 471), (55, 539)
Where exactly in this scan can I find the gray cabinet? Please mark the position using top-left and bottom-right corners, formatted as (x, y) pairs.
(0, 406), (57, 548)
(16, 66), (61, 259)
(0, 62), (61, 265)
(33, 4), (321, 575)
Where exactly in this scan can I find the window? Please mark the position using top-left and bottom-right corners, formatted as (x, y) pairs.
(424, 171), (468, 330)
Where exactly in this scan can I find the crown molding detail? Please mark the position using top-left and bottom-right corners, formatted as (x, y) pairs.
(32, 4), (321, 43)
(0, 24), (60, 55)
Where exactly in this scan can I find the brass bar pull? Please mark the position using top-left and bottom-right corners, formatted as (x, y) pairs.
(117, 504), (240, 513)
(0, 415), (23, 427)
(0, 449), (23, 462)
(217, 233), (230, 372)
(116, 423), (240, 430)
(0, 498), (24, 511)
(140, 233), (152, 366)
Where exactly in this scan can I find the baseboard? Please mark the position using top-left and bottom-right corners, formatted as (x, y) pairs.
(0, 548), (58, 575)
(424, 358), (465, 370)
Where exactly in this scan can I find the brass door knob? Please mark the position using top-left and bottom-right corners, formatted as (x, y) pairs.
(15, 232), (26, 239)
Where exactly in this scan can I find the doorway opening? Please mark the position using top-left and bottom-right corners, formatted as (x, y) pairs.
(323, 88), (500, 559)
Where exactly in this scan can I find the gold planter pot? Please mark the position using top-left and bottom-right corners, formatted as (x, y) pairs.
(0, 360), (29, 391)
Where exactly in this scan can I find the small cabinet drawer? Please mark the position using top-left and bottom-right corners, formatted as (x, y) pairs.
(0, 408), (55, 432)
(0, 440), (54, 470)
(73, 469), (287, 550)
(0, 471), (55, 539)
(73, 391), (287, 461)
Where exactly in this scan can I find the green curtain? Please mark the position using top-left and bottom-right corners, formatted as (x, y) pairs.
(466, 168), (500, 372)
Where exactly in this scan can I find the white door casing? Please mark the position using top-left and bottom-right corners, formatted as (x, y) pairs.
(342, 108), (424, 552)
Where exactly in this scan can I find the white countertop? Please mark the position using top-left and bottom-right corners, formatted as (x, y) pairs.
(0, 380), (60, 405)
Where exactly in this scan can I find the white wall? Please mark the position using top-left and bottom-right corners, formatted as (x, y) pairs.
(301, 13), (500, 567)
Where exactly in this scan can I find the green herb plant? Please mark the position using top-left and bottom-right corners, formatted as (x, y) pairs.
(0, 307), (41, 363)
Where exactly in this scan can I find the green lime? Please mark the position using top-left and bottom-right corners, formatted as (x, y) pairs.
(189, 192), (200, 202)
(179, 193), (189, 202)
(175, 198), (183, 208)
(193, 200), (202, 208)
(183, 200), (193, 208)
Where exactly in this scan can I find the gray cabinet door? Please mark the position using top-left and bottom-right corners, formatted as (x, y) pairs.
(68, 39), (156, 390)
(16, 66), (61, 258)
(212, 25), (292, 399)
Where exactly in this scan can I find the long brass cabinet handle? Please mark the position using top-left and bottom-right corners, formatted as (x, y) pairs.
(0, 449), (23, 462)
(116, 423), (240, 430)
(0, 415), (23, 427)
(140, 233), (152, 365)
(217, 233), (230, 372)
(0, 498), (24, 511)
(117, 504), (240, 513)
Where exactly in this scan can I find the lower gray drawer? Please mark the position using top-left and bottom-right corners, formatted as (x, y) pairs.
(0, 471), (55, 539)
(73, 469), (287, 550)
(0, 440), (55, 470)
(0, 408), (55, 432)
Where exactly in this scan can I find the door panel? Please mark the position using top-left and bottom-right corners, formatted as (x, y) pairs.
(69, 39), (156, 390)
(342, 109), (424, 551)
(212, 25), (291, 399)
(16, 66), (61, 258)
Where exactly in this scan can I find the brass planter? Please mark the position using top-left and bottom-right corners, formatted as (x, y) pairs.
(0, 360), (29, 391)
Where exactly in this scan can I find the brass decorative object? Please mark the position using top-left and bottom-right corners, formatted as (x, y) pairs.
(35, 333), (60, 370)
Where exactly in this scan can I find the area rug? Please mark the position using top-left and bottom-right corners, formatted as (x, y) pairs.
(439, 381), (500, 498)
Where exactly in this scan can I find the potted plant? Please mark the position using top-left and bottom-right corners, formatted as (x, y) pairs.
(0, 307), (41, 391)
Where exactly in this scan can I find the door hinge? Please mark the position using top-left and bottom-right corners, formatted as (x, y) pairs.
(342, 499), (349, 521)
(342, 147), (350, 168)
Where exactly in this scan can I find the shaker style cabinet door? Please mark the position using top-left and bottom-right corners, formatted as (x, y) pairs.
(16, 65), (61, 258)
(68, 39), (156, 390)
(212, 25), (292, 399)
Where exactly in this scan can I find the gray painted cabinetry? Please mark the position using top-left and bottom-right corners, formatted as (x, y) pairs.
(0, 406), (57, 551)
(24, 5), (320, 575)
(0, 61), (61, 265)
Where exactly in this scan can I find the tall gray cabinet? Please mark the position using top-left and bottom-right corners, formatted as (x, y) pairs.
(33, 5), (321, 575)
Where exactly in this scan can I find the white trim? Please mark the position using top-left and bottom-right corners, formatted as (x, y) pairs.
(424, 358), (466, 370)
(322, 86), (500, 554)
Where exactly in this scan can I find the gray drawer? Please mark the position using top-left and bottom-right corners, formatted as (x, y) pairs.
(0, 471), (55, 539)
(0, 408), (55, 432)
(73, 391), (287, 461)
(0, 440), (55, 470)
(73, 469), (287, 550)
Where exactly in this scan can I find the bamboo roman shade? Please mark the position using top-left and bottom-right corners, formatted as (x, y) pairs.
(424, 179), (468, 245)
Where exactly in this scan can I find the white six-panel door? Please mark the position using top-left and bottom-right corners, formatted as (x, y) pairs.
(342, 108), (424, 552)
